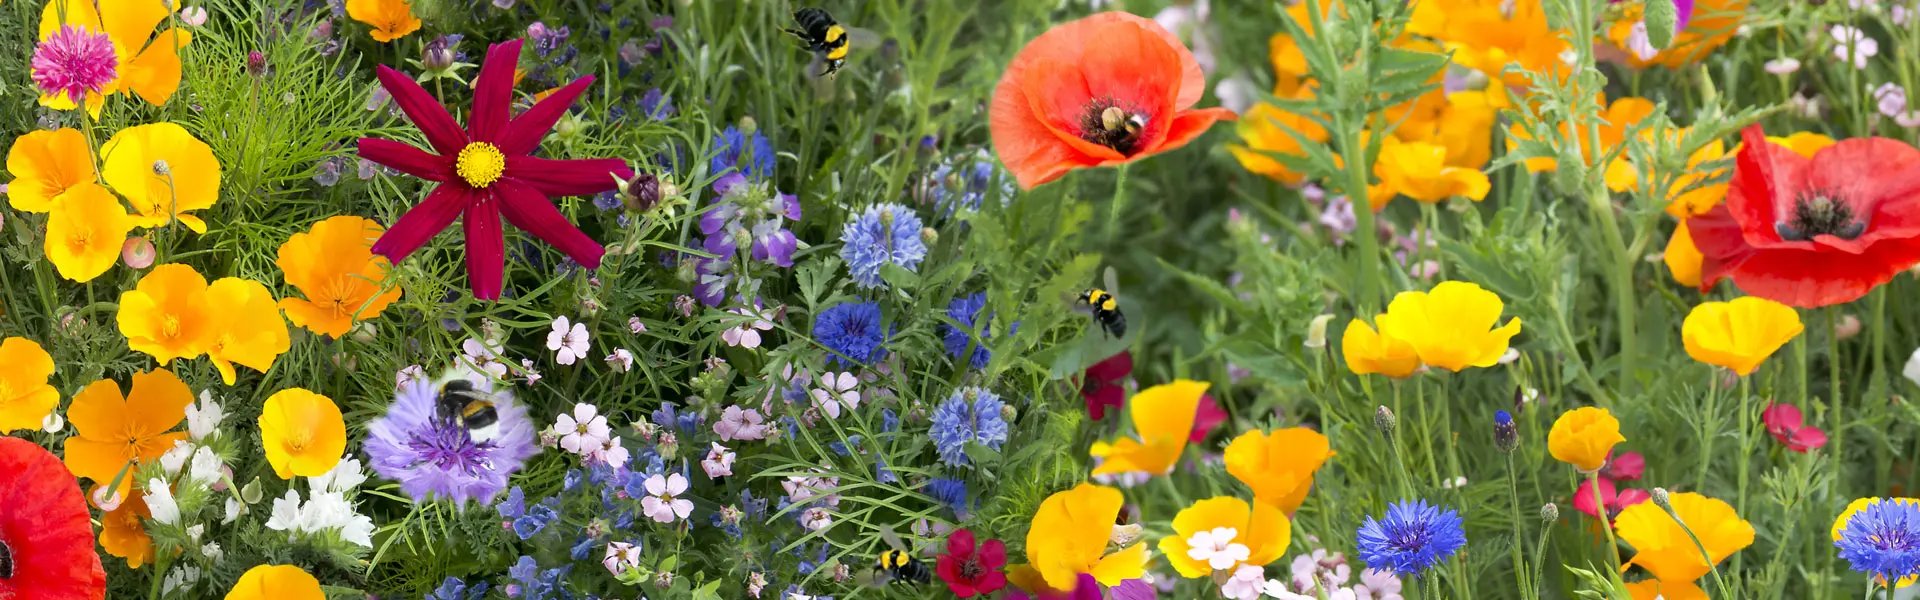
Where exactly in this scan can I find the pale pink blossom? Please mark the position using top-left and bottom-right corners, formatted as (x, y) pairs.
(603, 541), (641, 575)
(809, 372), (860, 418)
(547, 316), (591, 365)
(555, 403), (611, 454)
(605, 348), (635, 372)
(702, 443), (735, 479)
(721, 306), (773, 348)
(714, 405), (768, 441)
(641, 473), (694, 523)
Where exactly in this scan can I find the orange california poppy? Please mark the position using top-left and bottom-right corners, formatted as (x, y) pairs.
(99, 489), (154, 569)
(345, 0), (422, 43)
(4, 127), (93, 213)
(62, 369), (192, 497)
(277, 216), (405, 338)
(989, 12), (1236, 189)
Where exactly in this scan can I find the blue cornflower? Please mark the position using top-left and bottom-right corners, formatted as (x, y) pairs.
(1356, 500), (1468, 577)
(814, 302), (888, 365)
(926, 477), (972, 519)
(710, 125), (775, 183)
(839, 203), (927, 290)
(639, 87), (676, 120)
(881, 408), (900, 433)
(942, 292), (1016, 369)
(928, 387), (1010, 467)
(876, 458), (899, 484)
(513, 499), (559, 540)
(496, 486), (527, 519)
(427, 577), (488, 600)
(925, 153), (1010, 216)
(1836, 498), (1920, 585)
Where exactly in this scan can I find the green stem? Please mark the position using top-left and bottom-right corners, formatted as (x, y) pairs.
(1389, 383), (1416, 500)
(1106, 164), (1129, 237)
(1584, 181), (1637, 400)
(1695, 370), (1720, 490)
(1339, 121), (1383, 311)
(1661, 492), (1736, 598)
(1734, 375), (1753, 577)
(1588, 470), (1628, 588)
(1505, 454), (1533, 600)
(1829, 307), (1845, 468)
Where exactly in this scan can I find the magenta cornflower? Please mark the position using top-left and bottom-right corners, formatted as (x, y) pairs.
(31, 25), (118, 104)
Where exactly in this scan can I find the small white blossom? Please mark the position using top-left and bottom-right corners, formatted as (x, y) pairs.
(462, 337), (511, 379)
(188, 446), (223, 485)
(395, 364), (427, 389)
(809, 372), (861, 418)
(520, 358), (542, 385)
(266, 490), (303, 533)
(223, 497), (244, 524)
(547, 316), (591, 365)
(1221, 565), (1269, 600)
(310, 457), (367, 494)
(555, 403), (612, 455)
(593, 436), (630, 468)
(641, 473), (695, 523)
(1304, 314), (1335, 349)
(201, 542), (223, 561)
(162, 565), (203, 595)
(144, 478), (181, 525)
(159, 441), (193, 477)
(606, 348), (635, 372)
(1764, 57), (1801, 75)
(186, 391), (225, 441)
(1186, 527), (1252, 571)
(702, 442), (736, 479)
(629, 316), (648, 334)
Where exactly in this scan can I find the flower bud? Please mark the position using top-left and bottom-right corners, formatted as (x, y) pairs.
(240, 477), (264, 504)
(1644, 0), (1679, 50)
(738, 116), (758, 136)
(1000, 403), (1017, 423)
(1651, 487), (1672, 509)
(122, 236), (156, 269)
(181, 6), (209, 27)
(1493, 410), (1519, 453)
(620, 171), (661, 212)
(422, 36), (456, 72)
(1374, 405), (1397, 435)
(1110, 523), (1145, 546)
(1304, 314), (1335, 349)
(921, 226), (939, 246)
(246, 51), (267, 77)
(1540, 502), (1559, 522)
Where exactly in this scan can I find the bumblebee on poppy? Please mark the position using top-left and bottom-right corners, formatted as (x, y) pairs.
(786, 8), (850, 78)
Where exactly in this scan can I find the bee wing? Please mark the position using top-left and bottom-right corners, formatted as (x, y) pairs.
(855, 567), (894, 588)
(843, 26), (883, 49)
(1102, 266), (1121, 297)
(877, 527), (910, 553)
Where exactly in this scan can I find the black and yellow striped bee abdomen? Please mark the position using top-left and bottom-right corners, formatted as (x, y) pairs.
(1077, 288), (1128, 339)
(786, 7), (850, 77)
(435, 379), (500, 436)
(873, 550), (930, 584)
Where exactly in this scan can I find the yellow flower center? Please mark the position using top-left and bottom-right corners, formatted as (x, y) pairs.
(67, 226), (93, 254)
(455, 142), (507, 188)
(163, 315), (182, 338)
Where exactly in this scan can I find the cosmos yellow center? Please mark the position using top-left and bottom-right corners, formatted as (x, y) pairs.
(456, 142), (507, 188)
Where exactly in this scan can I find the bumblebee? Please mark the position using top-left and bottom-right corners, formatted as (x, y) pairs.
(1077, 288), (1127, 339)
(869, 529), (930, 585)
(435, 379), (501, 441)
(785, 7), (850, 78)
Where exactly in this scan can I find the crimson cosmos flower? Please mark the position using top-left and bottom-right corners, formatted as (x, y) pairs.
(358, 38), (633, 299)
(0, 436), (107, 599)
(1080, 350), (1132, 421)
(936, 528), (1008, 598)
(1687, 125), (1920, 307)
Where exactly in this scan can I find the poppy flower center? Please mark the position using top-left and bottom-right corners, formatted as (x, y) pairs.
(162, 315), (182, 337)
(455, 142), (507, 188)
(1079, 100), (1148, 155)
(1777, 193), (1866, 241)
(957, 556), (983, 580)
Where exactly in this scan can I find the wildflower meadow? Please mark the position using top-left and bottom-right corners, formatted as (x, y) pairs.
(9, 0), (1920, 598)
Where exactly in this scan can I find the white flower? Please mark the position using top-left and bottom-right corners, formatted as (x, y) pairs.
(520, 358), (542, 385)
(593, 436), (631, 468)
(310, 457), (367, 494)
(604, 541), (643, 575)
(799, 506), (834, 531)
(1831, 25), (1879, 69)
(547, 316), (591, 365)
(201, 542), (223, 561)
(629, 316), (648, 334)
(396, 364), (427, 388)
(1439, 475), (1469, 489)
(1186, 527), (1252, 571)
(186, 524), (204, 542)
(1221, 564), (1269, 600)
(1264, 581), (1316, 600)
(144, 478), (181, 525)
(1213, 74), (1257, 115)
(301, 491), (373, 547)
(721, 307), (774, 348)
(606, 348), (635, 372)
(266, 489), (303, 532)
(162, 565), (203, 596)
(1764, 57), (1801, 75)
(555, 403), (611, 454)
(462, 337), (511, 378)
(180, 5), (209, 26)
(1303, 314), (1335, 349)
(41, 411), (64, 433)
(1352, 568), (1404, 600)
(809, 371), (860, 418)
(188, 446), (223, 485)
(159, 440), (193, 476)
(702, 442), (736, 479)
(1904, 347), (1920, 387)
(1897, 4), (1914, 26)
(641, 473), (695, 523)
(223, 497), (244, 524)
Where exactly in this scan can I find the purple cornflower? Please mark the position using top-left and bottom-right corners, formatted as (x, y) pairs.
(942, 292), (1014, 369)
(638, 88), (675, 120)
(1356, 500), (1468, 577)
(1835, 498), (1920, 585)
(840, 203), (927, 289)
(364, 371), (539, 504)
(31, 25), (118, 104)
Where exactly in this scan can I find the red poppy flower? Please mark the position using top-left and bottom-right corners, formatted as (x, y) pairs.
(1601, 450), (1645, 481)
(0, 436), (106, 599)
(1572, 476), (1650, 518)
(358, 38), (632, 300)
(989, 11), (1236, 190)
(936, 528), (1008, 598)
(1687, 125), (1920, 307)
(1081, 351), (1132, 421)
(1762, 402), (1829, 453)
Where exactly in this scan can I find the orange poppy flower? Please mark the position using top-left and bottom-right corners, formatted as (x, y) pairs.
(117, 263), (216, 365)
(989, 12), (1236, 189)
(99, 489), (154, 569)
(205, 278), (291, 385)
(62, 369), (192, 497)
(345, 0), (422, 43)
(4, 127), (93, 213)
(277, 216), (405, 338)
(0, 336), (59, 434)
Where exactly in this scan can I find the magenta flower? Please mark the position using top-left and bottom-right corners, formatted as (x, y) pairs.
(31, 25), (118, 104)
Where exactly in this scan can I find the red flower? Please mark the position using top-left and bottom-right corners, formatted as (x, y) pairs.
(1601, 450), (1645, 481)
(936, 528), (1007, 598)
(1081, 351), (1132, 421)
(1189, 394), (1226, 443)
(1572, 476), (1650, 518)
(988, 12), (1236, 189)
(358, 39), (633, 299)
(1762, 402), (1829, 453)
(0, 436), (106, 599)
(1688, 125), (1920, 307)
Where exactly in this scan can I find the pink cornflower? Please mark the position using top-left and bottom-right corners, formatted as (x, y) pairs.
(32, 25), (118, 104)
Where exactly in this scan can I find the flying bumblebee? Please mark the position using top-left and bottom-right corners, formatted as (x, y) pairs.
(860, 528), (930, 586)
(1076, 267), (1127, 339)
(785, 8), (850, 78)
(435, 378), (501, 442)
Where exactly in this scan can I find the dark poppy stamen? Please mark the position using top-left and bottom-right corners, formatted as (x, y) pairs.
(1777, 192), (1866, 241)
(1080, 99), (1147, 155)
(1, 538), (13, 579)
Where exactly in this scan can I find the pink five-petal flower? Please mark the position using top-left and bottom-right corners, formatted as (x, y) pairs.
(1762, 402), (1830, 452)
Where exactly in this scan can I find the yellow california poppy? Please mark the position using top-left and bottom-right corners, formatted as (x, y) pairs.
(345, 0), (422, 43)
(226, 564), (326, 600)
(1681, 297), (1803, 377)
(45, 182), (135, 283)
(63, 369), (192, 497)
(1341, 318), (1421, 378)
(1767, 132), (1836, 158)
(1408, 0), (1568, 88)
(205, 278), (292, 385)
(1832, 498), (1920, 589)
(277, 216), (405, 338)
(1372, 137), (1490, 207)
(1514, 96), (1657, 172)
(1547, 407), (1625, 472)
(1429, 88), (1504, 170)
(1007, 483), (1148, 595)
(1089, 380), (1207, 477)
(117, 263), (215, 365)
(0, 337), (59, 434)
(101, 123), (221, 233)
(258, 388), (347, 479)
(1664, 221), (1704, 288)
(1373, 281), (1521, 372)
(37, 0), (192, 115)
(1159, 496), (1291, 578)
(1228, 96), (1329, 186)
(1224, 427), (1332, 514)
(1625, 579), (1708, 600)
(100, 491), (154, 568)
(1615, 492), (1754, 584)
(4, 127), (94, 212)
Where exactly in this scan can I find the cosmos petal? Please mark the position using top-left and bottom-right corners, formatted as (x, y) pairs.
(503, 155), (632, 197)
(464, 197), (506, 300)
(376, 64), (468, 154)
(499, 75), (595, 155)
(371, 184), (469, 263)
(358, 138), (451, 182)
(495, 178), (606, 270)
(468, 39), (523, 143)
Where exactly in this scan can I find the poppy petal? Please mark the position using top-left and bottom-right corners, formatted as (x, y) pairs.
(358, 138), (451, 182)
(468, 39), (523, 143)
(1144, 107), (1236, 157)
(990, 74), (1103, 189)
(499, 75), (595, 156)
(375, 65), (467, 155)
(503, 155), (632, 197)
(371, 184), (468, 263)
(495, 178), (606, 270)
(464, 198), (507, 300)
(1725, 125), (1809, 248)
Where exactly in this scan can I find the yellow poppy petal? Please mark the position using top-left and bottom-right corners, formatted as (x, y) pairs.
(5, 128), (94, 212)
(45, 183), (134, 283)
(258, 388), (347, 479)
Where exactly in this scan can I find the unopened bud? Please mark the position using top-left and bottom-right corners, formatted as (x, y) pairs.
(620, 171), (661, 212)
(422, 36), (456, 71)
(246, 51), (267, 77)
(1304, 314), (1335, 349)
(737, 116), (758, 136)
(1644, 0), (1679, 50)
(1000, 403), (1017, 423)
(1493, 410), (1519, 453)
(1651, 487), (1672, 509)
(921, 227), (939, 246)
(1374, 405), (1397, 435)
(240, 477), (264, 504)
(1540, 503), (1559, 522)
(1110, 523), (1145, 546)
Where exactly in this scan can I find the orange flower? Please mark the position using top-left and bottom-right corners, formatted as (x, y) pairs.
(226, 564), (326, 600)
(99, 490), (154, 569)
(101, 123), (222, 233)
(1228, 94), (1328, 186)
(1513, 96), (1657, 172)
(4, 127), (93, 213)
(1602, 132), (1729, 218)
(0, 337), (59, 433)
(117, 264), (216, 365)
(258, 388), (347, 479)
(1089, 380), (1207, 477)
(62, 369), (191, 497)
(1224, 427), (1332, 513)
(1341, 318), (1420, 378)
(989, 12), (1236, 189)
(277, 216), (405, 338)
(205, 278), (291, 385)
(37, 0), (193, 115)
(45, 182), (134, 283)
(1409, 0), (1569, 88)
(1665, 221), (1705, 288)
(345, 0), (422, 43)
